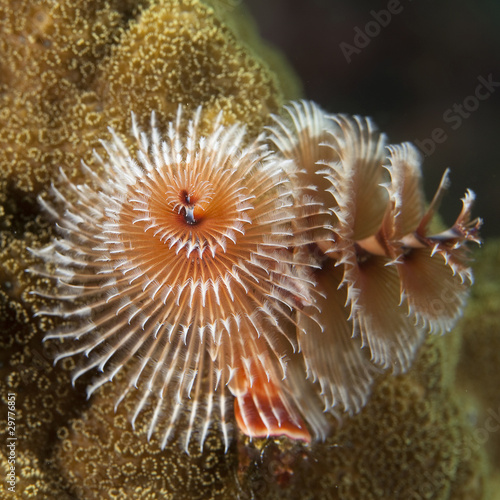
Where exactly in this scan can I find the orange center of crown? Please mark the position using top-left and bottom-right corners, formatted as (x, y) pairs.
(178, 189), (207, 226)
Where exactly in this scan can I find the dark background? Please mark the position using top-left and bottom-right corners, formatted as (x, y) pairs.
(245, 0), (500, 238)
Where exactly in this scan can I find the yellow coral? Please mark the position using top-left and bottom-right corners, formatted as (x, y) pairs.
(0, 0), (288, 195)
(97, 0), (286, 133)
(0, 0), (136, 193)
(55, 373), (240, 499)
(456, 241), (500, 500)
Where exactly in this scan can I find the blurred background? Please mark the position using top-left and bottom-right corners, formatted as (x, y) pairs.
(245, 0), (500, 238)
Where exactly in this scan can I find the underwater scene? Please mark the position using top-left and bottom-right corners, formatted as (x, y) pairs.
(0, 0), (498, 498)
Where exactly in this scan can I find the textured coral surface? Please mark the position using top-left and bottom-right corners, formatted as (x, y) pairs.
(0, 0), (496, 498)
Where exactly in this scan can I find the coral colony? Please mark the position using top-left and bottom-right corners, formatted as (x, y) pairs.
(30, 101), (481, 451)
